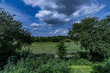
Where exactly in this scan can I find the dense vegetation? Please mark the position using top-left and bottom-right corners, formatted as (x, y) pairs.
(1, 53), (70, 73)
(0, 8), (32, 68)
(69, 17), (110, 61)
(92, 58), (110, 73)
(33, 36), (70, 42)
(0, 9), (110, 73)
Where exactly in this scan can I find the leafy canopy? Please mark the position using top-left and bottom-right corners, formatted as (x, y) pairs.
(69, 17), (110, 60)
(0, 8), (32, 66)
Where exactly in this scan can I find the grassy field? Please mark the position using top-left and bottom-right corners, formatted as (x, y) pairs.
(23, 42), (92, 73)
(70, 65), (92, 73)
(27, 41), (83, 54)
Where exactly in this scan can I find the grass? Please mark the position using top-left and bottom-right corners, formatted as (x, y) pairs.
(23, 41), (92, 73)
(27, 41), (83, 54)
(70, 65), (93, 73)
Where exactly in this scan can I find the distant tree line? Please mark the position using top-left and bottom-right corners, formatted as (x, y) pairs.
(33, 36), (71, 42)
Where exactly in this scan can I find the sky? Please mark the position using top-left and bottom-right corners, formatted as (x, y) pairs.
(0, 0), (110, 37)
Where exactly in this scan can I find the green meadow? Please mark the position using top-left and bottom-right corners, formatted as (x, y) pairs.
(23, 41), (93, 73)
(28, 42), (82, 54)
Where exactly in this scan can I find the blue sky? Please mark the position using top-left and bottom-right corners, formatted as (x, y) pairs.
(0, 0), (110, 36)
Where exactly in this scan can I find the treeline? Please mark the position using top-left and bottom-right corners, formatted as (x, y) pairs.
(33, 36), (71, 42)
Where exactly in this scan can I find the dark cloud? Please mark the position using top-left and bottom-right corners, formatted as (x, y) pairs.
(23, 0), (104, 26)
(55, 0), (92, 16)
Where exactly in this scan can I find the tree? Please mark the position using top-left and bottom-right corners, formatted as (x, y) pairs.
(57, 41), (66, 59)
(69, 17), (110, 60)
(69, 17), (99, 60)
(0, 8), (32, 67)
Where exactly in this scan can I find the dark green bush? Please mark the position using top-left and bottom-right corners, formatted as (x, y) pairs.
(92, 58), (110, 73)
(1, 54), (70, 73)
(76, 51), (89, 59)
(70, 54), (92, 65)
(64, 39), (71, 42)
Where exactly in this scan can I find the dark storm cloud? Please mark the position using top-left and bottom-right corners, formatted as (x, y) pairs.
(23, 0), (104, 26)
(55, 0), (93, 16)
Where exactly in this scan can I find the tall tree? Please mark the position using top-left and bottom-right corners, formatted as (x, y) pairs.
(0, 8), (32, 66)
(69, 17), (110, 60)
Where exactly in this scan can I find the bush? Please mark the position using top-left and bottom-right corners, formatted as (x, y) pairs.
(76, 51), (105, 62)
(92, 58), (110, 73)
(64, 39), (71, 42)
(57, 41), (67, 59)
(1, 54), (70, 73)
(76, 51), (89, 59)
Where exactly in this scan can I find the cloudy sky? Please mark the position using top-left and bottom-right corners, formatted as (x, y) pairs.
(0, 0), (110, 36)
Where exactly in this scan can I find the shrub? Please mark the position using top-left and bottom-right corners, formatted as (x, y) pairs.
(1, 54), (70, 73)
(64, 39), (71, 42)
(92, 58), (110, 73)
(57, 41), (67, 59)
(76, 51), (89, 59)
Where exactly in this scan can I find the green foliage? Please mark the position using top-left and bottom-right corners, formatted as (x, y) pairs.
(0, 47), (94, 73)
(69, 16), (110, 60)
(76, 52), (89, 59)
(68, 56), (93, 73)
(92, 58), (110, 73)
(1, 54), (70, 73)
(33, 36), (69, 42)
(70, 65), (92, 73)
(64, 39), (72, 42)
(0, 8), (32, 68)
(70, 54), (93, 65)
(57, 41), (67, 59)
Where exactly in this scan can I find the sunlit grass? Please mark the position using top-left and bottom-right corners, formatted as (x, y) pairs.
(27, 42), (83, 54)
(70, 65), (92, 73)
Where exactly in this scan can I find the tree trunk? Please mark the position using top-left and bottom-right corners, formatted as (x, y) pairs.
(89, 48), (93, 60)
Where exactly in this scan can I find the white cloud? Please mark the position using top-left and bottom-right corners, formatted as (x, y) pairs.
(30, 23), (47, 31)
(23, 0), (105, 26)
(50, 28), (69, 36)
(23, 0), (105, 36)
(35, 10), (70, 24)
(73, 4), (105, 17)
(30, 23), (45, 27)
(74, 21), (81, 23)
(23, 0), (58, 9)
(35, 10), (52, 18)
